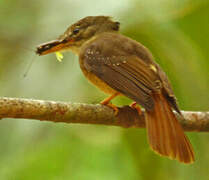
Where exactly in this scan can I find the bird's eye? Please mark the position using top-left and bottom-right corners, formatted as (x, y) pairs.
(73, 28), (80, 35)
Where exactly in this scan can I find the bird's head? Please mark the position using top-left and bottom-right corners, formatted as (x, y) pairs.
(36, 16), (120, 55)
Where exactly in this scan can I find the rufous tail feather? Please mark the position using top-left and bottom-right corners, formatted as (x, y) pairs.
(145, 93), (195, 163)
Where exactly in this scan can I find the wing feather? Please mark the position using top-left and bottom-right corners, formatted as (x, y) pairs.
(80, 33), (176, 111)
(82, 53), (160, 110)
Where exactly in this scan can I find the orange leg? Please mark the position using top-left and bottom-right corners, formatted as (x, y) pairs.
(100, 92), (120, 115)
(130, 102), (142, 115)
(100, 92), (120, 105)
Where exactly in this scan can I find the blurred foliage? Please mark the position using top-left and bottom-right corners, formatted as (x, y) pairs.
(0, 0), (209, 179)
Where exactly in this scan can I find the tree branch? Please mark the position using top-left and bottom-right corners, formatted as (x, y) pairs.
(0, 97), (208, 132)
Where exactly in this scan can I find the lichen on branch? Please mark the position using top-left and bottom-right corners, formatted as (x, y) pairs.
(0, 97), (208, 132)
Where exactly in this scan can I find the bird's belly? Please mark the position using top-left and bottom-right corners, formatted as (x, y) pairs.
(80, 65), (117, 95)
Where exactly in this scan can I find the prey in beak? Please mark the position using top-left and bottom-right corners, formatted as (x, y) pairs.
(36, 38), (75, 62)
(36, 39), (71, 56)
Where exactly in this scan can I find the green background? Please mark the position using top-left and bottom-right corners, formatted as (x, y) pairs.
(0, 0), (209, 179)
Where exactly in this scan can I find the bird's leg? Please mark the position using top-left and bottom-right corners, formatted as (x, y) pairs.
(130, 102), (142, 115)
(100, 92), (119, 105)
(100, 92), (120, 115)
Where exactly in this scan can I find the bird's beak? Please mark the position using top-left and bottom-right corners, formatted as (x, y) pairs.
(36, 38), (74, 56)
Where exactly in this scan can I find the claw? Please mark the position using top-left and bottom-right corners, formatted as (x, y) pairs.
(106, 103), (119, 116)
(100, 93), (120, 116)
(130, 102), (142, 115)
(100, 101), (119, 116)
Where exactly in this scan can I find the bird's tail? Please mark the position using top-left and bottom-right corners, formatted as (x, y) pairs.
(145, 93), (194, 163)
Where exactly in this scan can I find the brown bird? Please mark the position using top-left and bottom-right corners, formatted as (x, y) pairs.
(36, 16), (194, 163)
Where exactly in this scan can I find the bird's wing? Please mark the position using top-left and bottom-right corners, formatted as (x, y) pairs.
(81, 39), (162, 110)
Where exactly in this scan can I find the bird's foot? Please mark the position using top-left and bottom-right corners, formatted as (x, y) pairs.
(100, 101), (119, 116)
(130, 102), (142, 115)
(100, 93), (120, 116)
